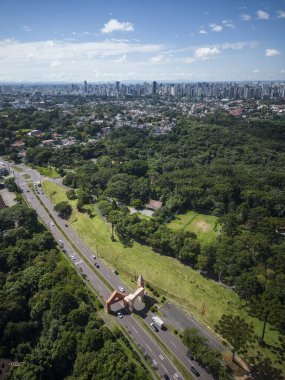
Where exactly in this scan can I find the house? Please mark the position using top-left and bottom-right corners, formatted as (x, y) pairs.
(146, 199), (163, 211)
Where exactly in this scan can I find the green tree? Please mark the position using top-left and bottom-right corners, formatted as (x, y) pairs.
(54, 201), (72, 219)
(215, 314), (254, 362)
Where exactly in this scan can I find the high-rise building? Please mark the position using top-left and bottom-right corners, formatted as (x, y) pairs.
(84, 80), (87, 93)
(152, 81), (157, 95)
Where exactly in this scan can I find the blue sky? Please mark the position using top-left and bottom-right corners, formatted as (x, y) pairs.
(0, 0), (284, 82)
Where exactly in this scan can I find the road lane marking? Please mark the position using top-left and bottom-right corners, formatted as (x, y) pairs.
(159, 354), (164, 360)
(146, 344), (152, 352)
(170, 340), (177, 348)
(131, 326), (138, 334)
(75, 260), (83, 265)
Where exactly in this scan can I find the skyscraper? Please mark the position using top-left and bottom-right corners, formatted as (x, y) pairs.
(152, 81), (157, 95)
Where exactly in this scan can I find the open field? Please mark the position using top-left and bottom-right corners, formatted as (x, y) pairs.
(35, 166), (60, 178)
(168, 211), (219, 245)
(42, 180), (284, 369)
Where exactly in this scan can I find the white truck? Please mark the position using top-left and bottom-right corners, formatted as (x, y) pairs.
(152, 316), (165, 330)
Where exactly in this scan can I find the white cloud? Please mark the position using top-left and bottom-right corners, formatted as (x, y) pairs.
(240, 14), (251, 21)
(222, 20), (235, 28)
(115, 54), (127, 63)
(265, 49), (281, 57)
(50, 60), (60, 67)
(0, 38), (164, 82)
(253, 69), (260, 73)
(198, 29), (207, 34)
(101, 19), (134, 34)
(149, 54), (165, 63)
(195, 47), (220, 59)
(23, 25), (32, 32)
(209, 23), (223, 32)
(257, 10), (269, 20)
(277, 10), (285, 18)
(220, 41), (258, 50)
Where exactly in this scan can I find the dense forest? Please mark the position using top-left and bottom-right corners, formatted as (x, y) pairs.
(0, 204), (149, 380)
(22, 115), (285, 343)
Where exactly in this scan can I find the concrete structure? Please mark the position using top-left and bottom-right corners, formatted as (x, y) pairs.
(105, 274), (145, 313)
(124, 287), (145, 312)
(105, 290), (126, 313)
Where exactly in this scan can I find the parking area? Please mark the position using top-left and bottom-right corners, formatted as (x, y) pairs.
(160, 303), (227, 352)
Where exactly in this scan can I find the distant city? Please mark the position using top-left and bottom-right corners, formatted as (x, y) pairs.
(1, 80), (285, 100)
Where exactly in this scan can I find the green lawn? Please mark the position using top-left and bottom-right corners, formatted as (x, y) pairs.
(168, 211), (219, 245)
(42, 180), (284, 369)
(35, 166), (60, 178)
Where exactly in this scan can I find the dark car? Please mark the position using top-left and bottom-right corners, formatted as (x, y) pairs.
(187, 351), (195, 360)
(163, 375), (170, 380)
(64, 224), (68, 227)
(95, 263), (100, 268)
(191, 366), (200, 377)
(150, 322), (159, 332)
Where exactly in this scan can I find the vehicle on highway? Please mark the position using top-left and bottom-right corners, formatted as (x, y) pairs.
(94, 263), (100, 268)
(26, 190), (30, 193)
(119, 286), (125, 293)
(150, 322), (159, 332)
(92, 255), (96, 259)
(163, 375), (170, 380)
(191, 366), (200, 377)
(64, 223), (68, 227)
(187, 351), (195, 360)
(113, 269), (119, 275)
(59, 240), (64, 247)
(117, 312), (123, 318)
(50, 222), (55, 226)
(71, 255), (76, 261)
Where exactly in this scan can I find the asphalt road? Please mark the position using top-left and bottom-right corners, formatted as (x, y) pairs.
(6, 161), (213, 380)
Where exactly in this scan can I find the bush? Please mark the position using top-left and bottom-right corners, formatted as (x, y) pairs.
(174, 329), (178, 334)
(66, 189), (77, 200)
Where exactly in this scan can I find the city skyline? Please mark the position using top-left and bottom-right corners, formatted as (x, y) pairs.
(0, 0), (284, 83)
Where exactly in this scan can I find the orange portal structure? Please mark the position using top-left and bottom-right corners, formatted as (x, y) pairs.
(105, 274), (145, 313)
(105, 290), (126, 313)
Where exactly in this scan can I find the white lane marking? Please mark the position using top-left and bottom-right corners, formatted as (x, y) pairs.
(75, 260), (83, 265)
(146, 344), (152, 352)
(159, 354), (164, 360)
(152, 359), (157, 366)
(170, 340), (177, 348)
(161, 363), (168, 372)
(131, 326), (138, 334)
(173, 372), (180, 379)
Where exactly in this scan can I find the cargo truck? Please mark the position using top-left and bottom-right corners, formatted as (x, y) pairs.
(152, 316), (165, 330)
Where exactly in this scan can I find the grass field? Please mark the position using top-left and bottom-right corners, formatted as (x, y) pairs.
(42, 180), (284, 369)
(35, 166), (60, 178)
(168, 211), (219, 245)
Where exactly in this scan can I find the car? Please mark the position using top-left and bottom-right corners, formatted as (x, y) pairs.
(119, 286), (125, 293)
(95, 263), (100, 268)
(163, 375), (170, 380)
(50, 222), (55, 226)
(71, 255), (76, 261)
(26, 190), (30, 193)
(190, 367), (200, 377)
(59, 239), (64, 247)
(113, 269), (119, 275)
(187, 351), (195, 360)
(117, 312), (123, 318)
(64, 224), (68, 227)
(150, 322), (159, 332)
(92, 255), (96, 259)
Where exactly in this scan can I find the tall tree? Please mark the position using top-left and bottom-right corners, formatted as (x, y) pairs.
(215, 314), (254, 362)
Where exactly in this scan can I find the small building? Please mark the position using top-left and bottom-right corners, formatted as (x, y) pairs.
(146, 199), (163, 211)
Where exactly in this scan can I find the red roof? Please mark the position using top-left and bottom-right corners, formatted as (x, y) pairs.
(146, 199), (163, 210)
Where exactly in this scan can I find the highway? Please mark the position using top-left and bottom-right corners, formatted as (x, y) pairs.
(7, 162), (213, 380)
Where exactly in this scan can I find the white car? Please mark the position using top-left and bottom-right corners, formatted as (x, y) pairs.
(119, 286), (125, 293)
(71, 255), (76, 261)
(117, 312), (123, 318)
(92, 255), (96, 259)
(50, 222), (55, 226)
